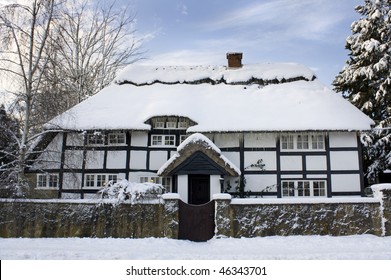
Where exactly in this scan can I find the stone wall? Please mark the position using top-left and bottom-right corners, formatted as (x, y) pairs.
(215, 185), (391, 238)
(0, 186), (390, 239)
(0, 198), (177, 239)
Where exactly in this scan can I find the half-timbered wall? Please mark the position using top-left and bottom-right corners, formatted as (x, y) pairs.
(29, 130), (364, 199)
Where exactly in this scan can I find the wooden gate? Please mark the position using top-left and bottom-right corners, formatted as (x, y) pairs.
(178, 200), (215, 242)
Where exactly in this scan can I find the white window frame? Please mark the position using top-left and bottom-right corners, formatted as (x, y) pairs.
(281, 134), (325, 150)
(139, 176), (172, 193)
(282, 180), (327, 197)
(151, 135), (176, 147)
(108, 132), (126, 145)
(178, 121), (188, 129)
(166, 121), (177, 129)
(36, 174), (59, 189)
(86, 133), (104, 146)
(84, 174), (118, 188)
(281, 135), (294, 150)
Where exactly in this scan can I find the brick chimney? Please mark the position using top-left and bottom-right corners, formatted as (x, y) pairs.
(226, 52), (243, 68)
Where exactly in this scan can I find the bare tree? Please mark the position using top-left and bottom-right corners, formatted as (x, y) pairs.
(45, 0), (141, 103)
(0, 0), (57, 194)
(0, 0), (142, 196)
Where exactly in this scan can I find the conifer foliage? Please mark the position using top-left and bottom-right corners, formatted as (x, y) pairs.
(334, 0), (391, 182)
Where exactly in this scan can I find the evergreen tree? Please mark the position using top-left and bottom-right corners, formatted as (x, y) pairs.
(0, 105), (20, 196)
(333, 0), (391, 182)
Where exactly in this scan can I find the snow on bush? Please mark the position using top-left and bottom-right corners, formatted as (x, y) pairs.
(99, 179), (164, 204)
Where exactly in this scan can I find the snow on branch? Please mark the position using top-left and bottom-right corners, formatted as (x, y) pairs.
(99, 179), (165, 204)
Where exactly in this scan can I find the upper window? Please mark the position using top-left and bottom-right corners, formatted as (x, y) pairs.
(281, 134), (325, 150)
(37, 174), (58, 189)
(86, 133), (104, 146)
(151, 135), (175, 146)
(108, 132), (126, 145)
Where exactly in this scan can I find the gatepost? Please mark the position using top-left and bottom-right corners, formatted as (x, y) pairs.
(213, 193), (232, 238)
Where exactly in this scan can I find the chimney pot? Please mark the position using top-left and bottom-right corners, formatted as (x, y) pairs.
(226, 52), (243, 68)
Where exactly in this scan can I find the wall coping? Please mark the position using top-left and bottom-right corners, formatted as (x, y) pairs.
(230, 197), (380, 205)
(0, 198), (163, 205)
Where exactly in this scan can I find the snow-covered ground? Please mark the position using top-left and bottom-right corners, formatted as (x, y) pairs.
(1, 235), (391, 260)
(2, 235), (390, 280)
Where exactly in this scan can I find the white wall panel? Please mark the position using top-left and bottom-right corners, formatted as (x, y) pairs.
(62, 172), (82, 189)
(244, 133), (276, 148)
(64, 150), (83, 169)
(306, 156), (327, 171)
(245, 174), (278, 192)
(149, 151), (168, 170)
(280, 156), (302, 171)
(244, 151), (276, 171)
(221, 152), (240, 168)
(85, 151), (104, 169)
(214, 133), (239, 148)
(106, 151), (127, 169)
(330, 151), (359, 170)
(130, 151), (147, 169)
(131, 131), (148, 147)
(331, 174), (361, 192)
(329, 132), (357, 148)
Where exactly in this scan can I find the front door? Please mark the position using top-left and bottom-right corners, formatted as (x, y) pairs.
(188, 174), (210, 205)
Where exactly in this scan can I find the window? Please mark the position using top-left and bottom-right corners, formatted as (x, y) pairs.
(86, 133), (104, 145)
(282, 181), (295, 197)
(281, 135), (294, 150)
(312, 135), (325, 150)
(84, 174), (118, 188)
(178, 121), (188, 129)
(297, 135), (309, 149)
(37, 174), (58, 188)
(282, 180), (327, 197)
(108, 132), (126, 145)
(151, 135), (176, 146)
(313, 181), (326, 196)
(155, 121), (165, 129)
(166, 121), (176, 129)
(281, 134), (325, 150)
(139, 176), (172, 192)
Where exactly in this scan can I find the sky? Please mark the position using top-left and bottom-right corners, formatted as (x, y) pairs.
(128, 0), (363, 87)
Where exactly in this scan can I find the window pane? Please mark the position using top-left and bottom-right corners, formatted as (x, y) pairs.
(37, 175), (47, 188)
(108, 175), (118, 183)
(108, 133), (125, 145)
(297, 135), (309, 149)
(96, 175), (106, 187)
(164, 135), (175, 146)
(152, 135), (162, 145)
(313, 181), (326, 196)
(48, 175), (58, 188)
(86, 175), (95, 187)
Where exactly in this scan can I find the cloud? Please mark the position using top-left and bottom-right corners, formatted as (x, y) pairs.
(203, 0), (350, 42)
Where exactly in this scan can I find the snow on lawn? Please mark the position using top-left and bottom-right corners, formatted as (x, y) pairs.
(1, 235), (391, 260)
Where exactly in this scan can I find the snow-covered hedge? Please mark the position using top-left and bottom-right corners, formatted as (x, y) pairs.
(99, 179), (164, 204)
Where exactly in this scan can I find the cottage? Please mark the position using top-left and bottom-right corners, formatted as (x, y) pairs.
(29, 53), (374, 203)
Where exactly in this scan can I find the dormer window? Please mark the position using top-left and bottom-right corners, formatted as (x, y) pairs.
(147, 116), (196, 130)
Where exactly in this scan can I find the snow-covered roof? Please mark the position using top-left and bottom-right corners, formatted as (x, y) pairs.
(46, 63), (374, 132)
